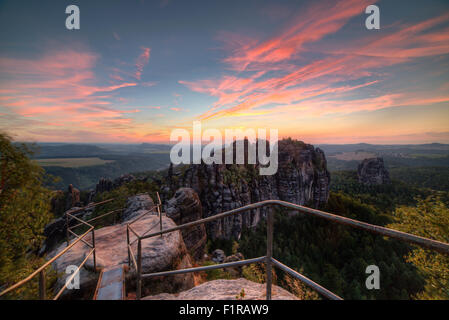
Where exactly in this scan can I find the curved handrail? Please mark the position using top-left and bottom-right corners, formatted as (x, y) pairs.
(130, 198), (449, 300)
(139, 199), (449, 255)
(0, 198), (117, 299)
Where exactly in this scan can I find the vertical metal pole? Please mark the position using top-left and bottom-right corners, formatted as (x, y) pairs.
(137, 238), (142, 300)
(39, 269), (46, 300)
(266, 210), (273, 300)
(157, 192), (163, 237)
(92, 228), (97, 272)
(65, 213), (69, 246)
(126, 225), (131, 268)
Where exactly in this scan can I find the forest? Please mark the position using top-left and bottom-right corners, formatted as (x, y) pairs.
(1, 133), (448, 299)
(237, 173), (449, 299)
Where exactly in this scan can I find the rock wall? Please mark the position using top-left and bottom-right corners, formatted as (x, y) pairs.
(357, 157), (390, 185)
(165, 188), (207, 260)
(162, 139), (330, 240)
(88, 174), (137, 202)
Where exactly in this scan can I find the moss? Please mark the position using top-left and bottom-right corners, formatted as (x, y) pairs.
(201, 261), (233, 281)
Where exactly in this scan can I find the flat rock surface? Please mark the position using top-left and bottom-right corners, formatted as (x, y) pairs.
(50, 214), (180, 271)
(48, 213), (190, 295)
(143, 278), (298, 300)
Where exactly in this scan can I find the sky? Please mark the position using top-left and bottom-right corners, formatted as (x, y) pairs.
(0, 0), (448, 144)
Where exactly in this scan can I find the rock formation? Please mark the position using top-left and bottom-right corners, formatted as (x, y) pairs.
(223, 253), (245, 277)
(47, 193), (194, 298)
(212, 249), (226, 263)
(88, 174), (137, 202)
(122, 193), (155, 221)
(165, 188), (207, 260)
(357, 157), (390, 185)
(66, 184), (81, 210)
(162, 138), (330, 240)
(39, 206), (94, 255)
(143, 278), (298, 300)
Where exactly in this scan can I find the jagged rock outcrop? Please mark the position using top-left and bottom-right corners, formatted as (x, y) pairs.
(162, 139), (330, 240)
(165, 188), (207, 260)
(66, 184), (81, 210)
(143, 278), (298, 300)
(39, 206), (94, 255)
(223, 253), (245, 277)
(122, 193), (155, 221)
(212, 249), (226, 263)
(88, 174), (137, 202)
(357, 157), (390, 185)
(47, 193), (194, 299)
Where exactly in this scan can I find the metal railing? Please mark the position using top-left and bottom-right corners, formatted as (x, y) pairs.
(126, 192), (163, 299)
(0, 199), (116, 300)
(128, 199), (449, 300)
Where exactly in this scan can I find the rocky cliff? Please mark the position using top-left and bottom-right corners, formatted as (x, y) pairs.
(166, 188), (207, 260)
(162, 138), (330, 240)
(357, 157), (390, 185)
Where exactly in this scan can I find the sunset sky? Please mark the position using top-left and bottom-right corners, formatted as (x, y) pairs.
(0, 0), (448, 144)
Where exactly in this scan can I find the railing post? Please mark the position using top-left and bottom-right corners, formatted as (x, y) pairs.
(91, 228), (97, 272)
(39, 269), (46, 300)
(137, 238), (142, 300)
(266, 210), (273, 300)
(126, 225), (131, 268)
(157, 192), (163, 237)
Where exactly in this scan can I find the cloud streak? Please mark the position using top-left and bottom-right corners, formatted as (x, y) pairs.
(180, 0), (449, 124)
(0, 48), (145, 141)
(135, 47), (151, 80)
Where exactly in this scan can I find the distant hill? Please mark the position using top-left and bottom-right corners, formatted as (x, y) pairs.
(318, 143), (449, 171)
(31, 144), (110, 159)
(19, 143), (172, 190)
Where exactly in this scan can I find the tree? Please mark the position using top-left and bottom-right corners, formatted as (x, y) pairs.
(387, 196), (449, 299)
(0, 133), (53, 298)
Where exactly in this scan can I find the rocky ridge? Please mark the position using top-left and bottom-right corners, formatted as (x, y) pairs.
(162, 138), (330, 239)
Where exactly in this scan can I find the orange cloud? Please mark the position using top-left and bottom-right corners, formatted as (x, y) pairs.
(0, 48), (143, 140)
(180, 1), (449, 123)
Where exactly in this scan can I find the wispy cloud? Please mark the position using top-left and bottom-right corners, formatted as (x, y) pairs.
(180, 0), (449, 124)
(135, 47), (151, 80)
(0, 48), (144, 141)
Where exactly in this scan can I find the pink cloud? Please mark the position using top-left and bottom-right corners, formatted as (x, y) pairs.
(135, 47), (151, 80)
(0, 48), (141, 137)
(180, 1), (449, 122)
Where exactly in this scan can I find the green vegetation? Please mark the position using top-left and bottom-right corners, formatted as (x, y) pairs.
(0, 133), (56, 299)
(329, 170), (440, 212)
(239, 194), (425, 299)
(200, 260), (233, 281)
(387, 196), (449, 299)
(389, 167), (449, 192)
(37, 157), (115, 168)
(237, 165), (449, 300)
(90, 178), (161, 227)
(43, 153), (169, 190)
